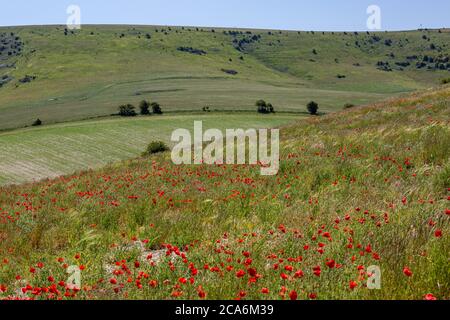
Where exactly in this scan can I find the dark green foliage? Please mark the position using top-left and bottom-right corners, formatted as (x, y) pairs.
(151, 102), (163, 114)
(307, 101), (319, 115)
(256, 100), (275, 114)
(32, 118), (42, 126)
(142, 141), (169, 156)
(118, 104), (137, 117)
(139, 100), (151, 115)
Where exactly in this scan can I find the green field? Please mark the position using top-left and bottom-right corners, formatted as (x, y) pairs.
(0, 113), (302, 185)
(0, 23), (449, 301)
(1, 25), (449, 130)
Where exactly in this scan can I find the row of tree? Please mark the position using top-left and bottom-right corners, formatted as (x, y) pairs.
(31, 100), (320, 128)
(256, 100), (320, 115)
(118, 100), (163, 117)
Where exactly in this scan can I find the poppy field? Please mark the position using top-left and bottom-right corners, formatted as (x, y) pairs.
(0, 86), (449, 300)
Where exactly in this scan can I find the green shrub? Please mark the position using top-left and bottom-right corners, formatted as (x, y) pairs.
(32, 118), (42, 126)
(142, 141), (169, 156)
(344, 103), (355, 109)
(441, 78), (450, 85)
(307, 101), (319, 115)
(151, 102), (163, 114)
(256, 100), (275, 114)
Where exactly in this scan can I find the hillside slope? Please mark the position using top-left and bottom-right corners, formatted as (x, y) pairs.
(0, 25), (449, 130)
(0, 85), (448, 300)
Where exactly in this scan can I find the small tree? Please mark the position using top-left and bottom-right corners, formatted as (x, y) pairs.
(151, 102), (162, 114)
(307, 101), (319, 115)
(118, 104), (137, 117)
(256, 100), (267, 113)
(139, 100), (151, 115)
(32, 118), (42, 126)
(256, 100), (275, 114)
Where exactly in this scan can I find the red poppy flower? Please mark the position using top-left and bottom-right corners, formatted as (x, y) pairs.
(178, 277), (187, 284)
(294, 270), (304, 278)
(236, 270), (245, 278)
(197, 286), (206, 299)
(171, 290), (183, 298)
(403, 267), (413, 277)
(349, 281), (357, 290)
(248, 268), (257, 277)
(325, 259), (335, 268)
(289, 290), (298, 300)
(308, 293), (317, 299)
(284, 265), (293, 272)
(423, 293), (437, 301)
(313, 266), (321, 277)
(261, 288), (269, 294)
(434, 229), (442, 238)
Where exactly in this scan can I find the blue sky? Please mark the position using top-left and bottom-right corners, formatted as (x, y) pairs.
(1, 0), (449, 31)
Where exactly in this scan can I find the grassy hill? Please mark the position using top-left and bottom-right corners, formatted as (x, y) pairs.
(0, 25), (449, 130)
(0, 85), (448, 300)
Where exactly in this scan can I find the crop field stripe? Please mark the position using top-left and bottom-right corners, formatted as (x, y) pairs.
(0, 114), (302, 185)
